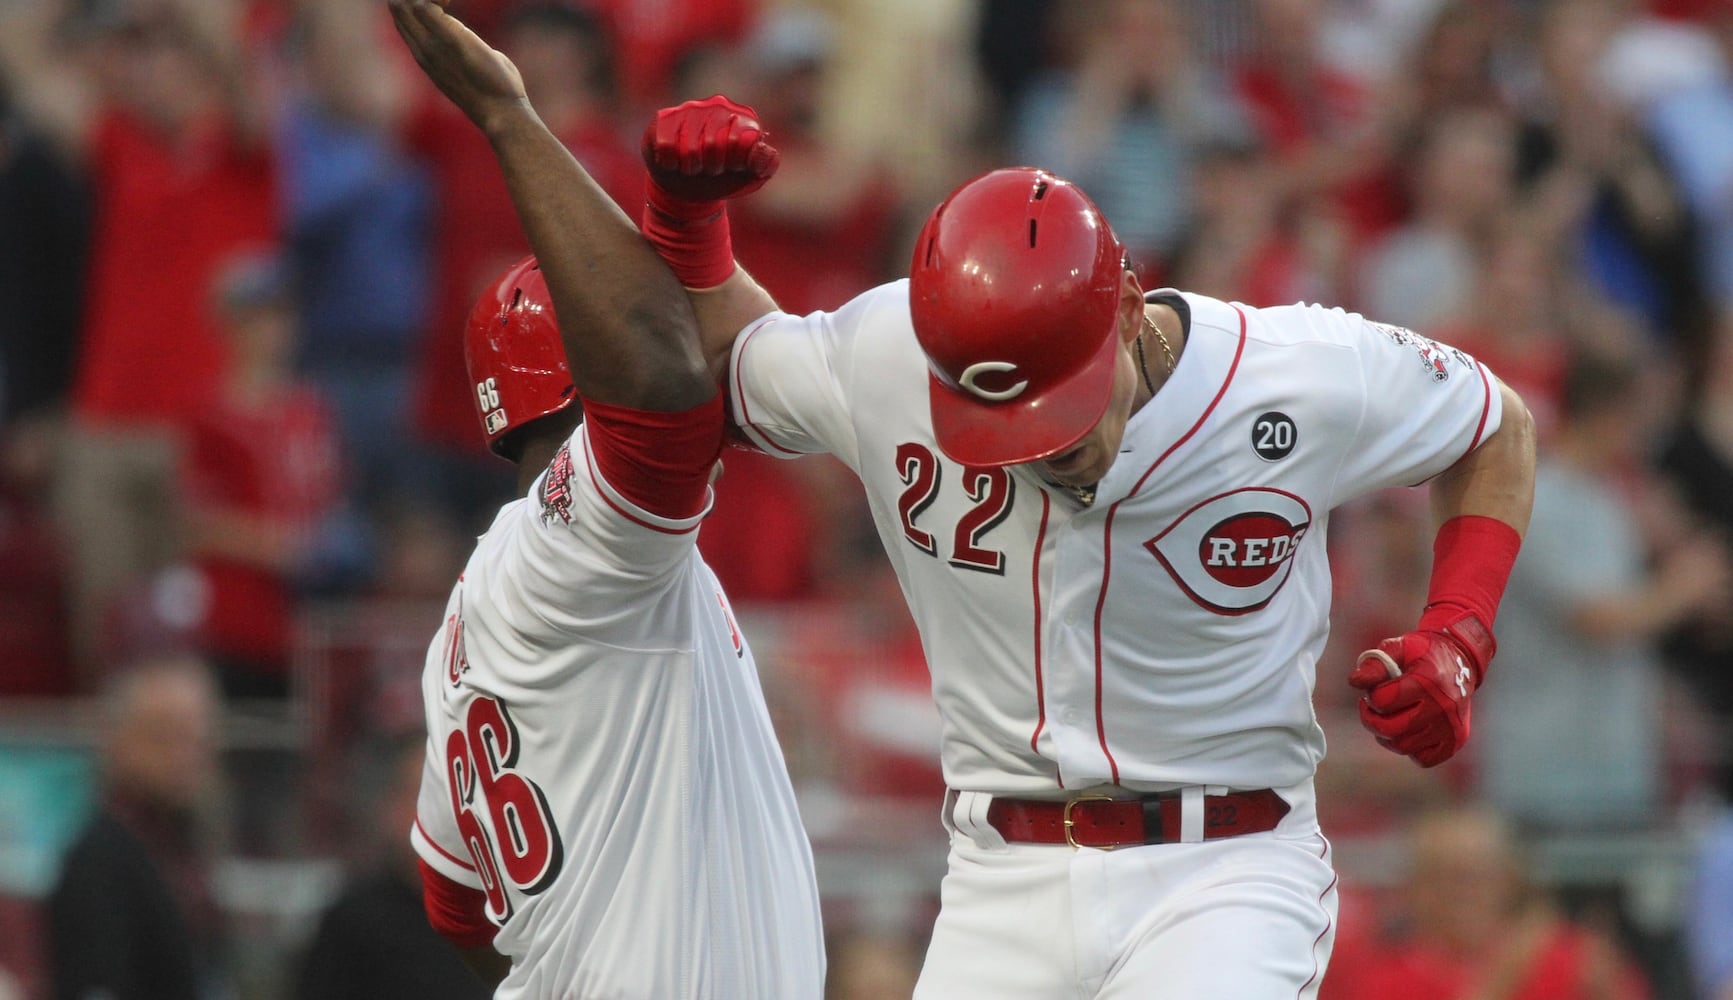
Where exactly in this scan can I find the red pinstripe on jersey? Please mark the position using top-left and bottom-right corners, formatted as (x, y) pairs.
(1027, 491), (1052, 757)
(1467, 363), (1493, 451)
(730, 316), (805, 457)
(1089, 304), (1249, 783)
(1407, 360), (1495, 487)
(416, 818), (476, 871)
(1297, 836), (1338, 996)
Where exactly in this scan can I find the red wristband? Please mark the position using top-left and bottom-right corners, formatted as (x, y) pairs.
(641, 180), (736, 289)
(1415, 515), (1522, 634)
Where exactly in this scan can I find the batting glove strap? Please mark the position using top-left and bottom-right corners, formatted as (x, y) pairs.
(1432, 609), (1496, 684)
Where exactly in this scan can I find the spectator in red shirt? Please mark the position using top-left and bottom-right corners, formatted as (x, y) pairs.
(1430, 223), (1573, 445)
(182, 252), (340, 701)
(1324, 804), (1653, 1000)
(0, 0), (279, 684)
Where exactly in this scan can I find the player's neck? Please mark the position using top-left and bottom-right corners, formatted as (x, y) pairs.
(515, 436), (565, 497)
(1133, 304), (1185, 411)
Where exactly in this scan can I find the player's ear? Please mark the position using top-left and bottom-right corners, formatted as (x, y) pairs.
(1116, 267), (1146, 345)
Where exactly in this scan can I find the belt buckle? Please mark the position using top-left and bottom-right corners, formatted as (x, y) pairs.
(1062, 794), (1117, 851)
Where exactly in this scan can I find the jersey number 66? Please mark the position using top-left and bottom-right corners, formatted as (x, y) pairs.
(447, 695), (565, 924)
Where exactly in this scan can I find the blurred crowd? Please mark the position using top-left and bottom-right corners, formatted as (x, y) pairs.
(1, 0), (1732, 997)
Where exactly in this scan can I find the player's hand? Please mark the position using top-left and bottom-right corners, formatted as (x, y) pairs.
(642, 95), (780, 205)
(1346, 612), (1495, 768)
(389, 0), (527, 133)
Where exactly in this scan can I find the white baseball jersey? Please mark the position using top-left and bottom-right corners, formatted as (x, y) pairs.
(729, 284), (1500, 796)
(410, 419), (825, 999)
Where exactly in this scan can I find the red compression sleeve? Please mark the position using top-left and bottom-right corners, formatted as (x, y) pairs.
(1415, 515), (1523, 633)
(418, 859), (497, 949)
(582, 393), (724, 520)
(641, 180), (736, 289)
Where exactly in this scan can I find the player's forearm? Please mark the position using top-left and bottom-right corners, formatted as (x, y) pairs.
(1429, 381), (1537, 537)
(482, 108), (712, 412)
(686, 266), (780, 380)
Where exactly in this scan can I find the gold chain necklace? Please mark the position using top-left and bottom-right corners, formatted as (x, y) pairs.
(1135, 314), (1176, 397)
(1054, 481), (1097, 507)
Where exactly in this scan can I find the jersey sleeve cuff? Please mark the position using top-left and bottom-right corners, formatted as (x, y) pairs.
(579, 428), (714, 535)
(412, 819), (483, 889)
(727, 315), (811, 459)
(581, 394), (724, 519)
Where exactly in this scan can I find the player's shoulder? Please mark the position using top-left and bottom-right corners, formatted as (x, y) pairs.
(1221, 296), (1379, 350)
(758, 279), (907, 327)
(814, 278), (911, 339)
(750, 279), (916, 363)
(1159, 289), (1359, 358)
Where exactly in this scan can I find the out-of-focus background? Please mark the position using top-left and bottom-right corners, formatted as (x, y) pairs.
(0, 0), (1731, 997)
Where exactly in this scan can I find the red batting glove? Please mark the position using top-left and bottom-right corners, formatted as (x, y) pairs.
(642, 95), (780, 204)
(1347, 612), (1496, 768)
(640, 95), (779, 289)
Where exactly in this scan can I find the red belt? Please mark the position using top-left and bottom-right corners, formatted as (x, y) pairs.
(985, 789), (1291, 849)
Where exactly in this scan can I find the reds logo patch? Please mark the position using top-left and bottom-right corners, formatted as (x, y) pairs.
(1146, 488), (1313, 615)
(540, 444), (575, 523)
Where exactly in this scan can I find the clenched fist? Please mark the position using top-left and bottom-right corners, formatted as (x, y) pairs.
(1348, 612), (1496, 768)
(642, 95), (780, 206)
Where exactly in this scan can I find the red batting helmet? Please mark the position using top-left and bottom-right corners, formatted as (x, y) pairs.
(464, 256), (575, 458)
(909, 167), (1127, 468)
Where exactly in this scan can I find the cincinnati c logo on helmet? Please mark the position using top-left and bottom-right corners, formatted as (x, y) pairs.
(957, 361), (1028, 401)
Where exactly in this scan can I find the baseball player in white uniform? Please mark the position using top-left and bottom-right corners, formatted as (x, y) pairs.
(638, 114), (1537, 999)
(388, 14), (823, 999)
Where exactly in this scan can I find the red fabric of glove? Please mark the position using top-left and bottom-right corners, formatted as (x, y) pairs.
(1348, 613), (1494, 767)
(640, 94), (780, 289)
(1348, 515), (1519, 767)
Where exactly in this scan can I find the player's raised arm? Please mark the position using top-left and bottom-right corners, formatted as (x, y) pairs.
(638, 96), (785, 376)
(387, 0), (707, 412)
(1349, 378), (1538, 767)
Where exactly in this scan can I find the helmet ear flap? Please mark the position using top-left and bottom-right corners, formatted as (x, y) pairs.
(463, 256), (577, 459)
